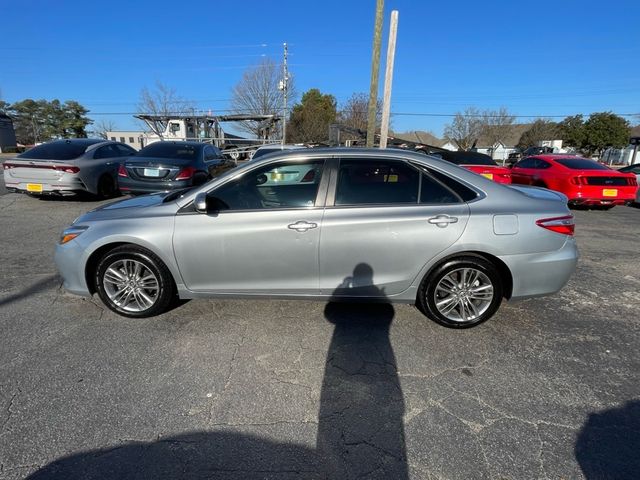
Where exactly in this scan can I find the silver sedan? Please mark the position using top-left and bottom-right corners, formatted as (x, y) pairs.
(3, 139), (136, 197)
(55, 148), (578, 328)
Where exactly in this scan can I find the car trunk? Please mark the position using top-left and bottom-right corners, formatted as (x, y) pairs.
(3, 159), (78, 182)
(463, 164), (512, 183)
(124, 157), (191, 182)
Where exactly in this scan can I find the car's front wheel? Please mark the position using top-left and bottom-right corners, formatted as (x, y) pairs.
(417, 256), (503, 328)
(95, 245), (175, 318)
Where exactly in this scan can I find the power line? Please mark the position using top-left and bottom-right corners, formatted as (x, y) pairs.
(87, 110), (640, 118)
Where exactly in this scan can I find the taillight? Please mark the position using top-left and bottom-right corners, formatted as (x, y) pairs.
(54, 166), (80, 174)
(570, 177), (586, 185)
(536, 216), (575, 236)
(3, 162), (16, 170)
(118, 165), (128, 177)
(628, 177), (637, 186)
(175, 166), (196, 180)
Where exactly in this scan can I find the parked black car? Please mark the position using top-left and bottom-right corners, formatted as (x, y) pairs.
(117, 141), (224, 195)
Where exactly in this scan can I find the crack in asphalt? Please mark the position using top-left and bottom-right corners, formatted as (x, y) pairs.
(1, 389), (20, 434)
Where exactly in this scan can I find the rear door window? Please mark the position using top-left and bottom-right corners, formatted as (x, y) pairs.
(335, 159), (419, 205)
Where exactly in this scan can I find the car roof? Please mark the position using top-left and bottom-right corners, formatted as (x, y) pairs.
(47, 138), (104, 146)
(528, 154), (586, 161)
(142, 140), (207, 148)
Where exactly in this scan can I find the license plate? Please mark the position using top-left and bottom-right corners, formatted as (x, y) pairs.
(602, 189), (617, 197)
(26, 183), (43, 192)
(144, 168), (161, 177)
(481, 173), (494, 180)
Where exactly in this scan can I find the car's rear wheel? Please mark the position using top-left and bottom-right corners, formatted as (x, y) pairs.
(95, 245), (175, 318)
(97, 174), (117, 199)
(417, 256), (503, 328)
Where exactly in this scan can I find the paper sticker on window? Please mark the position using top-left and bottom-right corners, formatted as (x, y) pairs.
(384, 174), (398, 183)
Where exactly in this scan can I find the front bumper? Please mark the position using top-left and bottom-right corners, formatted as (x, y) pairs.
(500, 238), (578, 300)
(54, 240), (91, 296)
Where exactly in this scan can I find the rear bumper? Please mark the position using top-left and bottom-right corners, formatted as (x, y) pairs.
(118, 178), (192, 194)
(566, 186), (636, 206)
(568, 198), (631, 207)
(4, 179), (85, 195)
(499, 238), (578, 300)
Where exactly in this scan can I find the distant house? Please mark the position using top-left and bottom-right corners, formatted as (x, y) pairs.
(472, 124), (532, 161)
(106, 130), (145, 150)
(0, 113), (17, 153)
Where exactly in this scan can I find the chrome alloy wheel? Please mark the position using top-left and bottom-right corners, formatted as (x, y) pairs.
(102, 259), (160, 312)
(433, 268), (494, 323)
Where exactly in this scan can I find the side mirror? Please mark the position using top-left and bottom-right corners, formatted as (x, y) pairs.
(194, 192), (207, 213)
(194, 192), (230, 214)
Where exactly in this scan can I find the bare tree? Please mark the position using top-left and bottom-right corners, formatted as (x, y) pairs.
(338, 93), (382, 131)
(230, 58), (295, 138)
(137, 81), (195, 136)
(517, 119), (559, 149)
(479, 107), (515, 152)
(443, 107), (482, 150)
(94, 119), (117, 139)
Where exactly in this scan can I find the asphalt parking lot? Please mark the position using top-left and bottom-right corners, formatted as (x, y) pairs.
(0, 177), (638, 479)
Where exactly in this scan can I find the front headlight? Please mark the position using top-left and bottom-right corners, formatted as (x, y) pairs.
(60, 225), (88, 244)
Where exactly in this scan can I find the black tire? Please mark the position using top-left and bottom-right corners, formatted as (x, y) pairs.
(96, 174), (117, 199)
(417, 256), (503, 329)
(94, 245), (175, 318)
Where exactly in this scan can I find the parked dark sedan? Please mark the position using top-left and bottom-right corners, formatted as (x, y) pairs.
(117, 141), (224, 194)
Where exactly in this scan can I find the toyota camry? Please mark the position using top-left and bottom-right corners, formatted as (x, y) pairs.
(55, 148), (578, 328)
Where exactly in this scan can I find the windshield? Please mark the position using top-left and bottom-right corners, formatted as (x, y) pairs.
(554, 158), (611, 170)
(136, 143), (201, 160)
(18, 141), (98, 160)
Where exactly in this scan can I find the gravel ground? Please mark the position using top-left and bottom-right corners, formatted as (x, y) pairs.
(0, 178), (638, 479)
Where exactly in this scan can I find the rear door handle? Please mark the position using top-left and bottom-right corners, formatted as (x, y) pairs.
(288, 221), (318, 233)
(428, 215), (458, 228)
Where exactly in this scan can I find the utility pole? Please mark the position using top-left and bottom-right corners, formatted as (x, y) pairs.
(366, 0), (384, 147)
(280, 42), (289, 145)
(379, 10), (398, 149)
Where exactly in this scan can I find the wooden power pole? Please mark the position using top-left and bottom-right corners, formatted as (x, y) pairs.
(366, 0), (384, 147)
(379, 10), (398, 149)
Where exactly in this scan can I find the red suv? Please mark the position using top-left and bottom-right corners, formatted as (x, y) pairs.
(511, 155), (638, 209)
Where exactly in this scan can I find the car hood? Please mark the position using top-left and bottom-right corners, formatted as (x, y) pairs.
(507, 184), (568, 203)
(74, 192), (179, 223)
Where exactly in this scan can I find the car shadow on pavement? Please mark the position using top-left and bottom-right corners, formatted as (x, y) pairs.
(0, 274), (59, 307)
(26, 264), (409, 479)
(575, 399), (640, 479)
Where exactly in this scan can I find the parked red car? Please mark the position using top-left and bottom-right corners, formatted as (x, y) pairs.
(511, 155), (638, 209)
(429, 151), (512, 183)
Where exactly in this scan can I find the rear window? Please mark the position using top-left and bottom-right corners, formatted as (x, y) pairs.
(252, 148), (281, 159)
(554, 158), (610, 170)
(18, 141), (96, 160)
(137, 143), (200, 160)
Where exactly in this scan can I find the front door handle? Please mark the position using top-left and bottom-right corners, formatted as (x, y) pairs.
(428, 215), (458, 228)
(288, 221), (318, 233)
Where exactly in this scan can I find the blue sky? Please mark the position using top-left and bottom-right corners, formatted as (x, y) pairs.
(1, 0), (638, 136)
